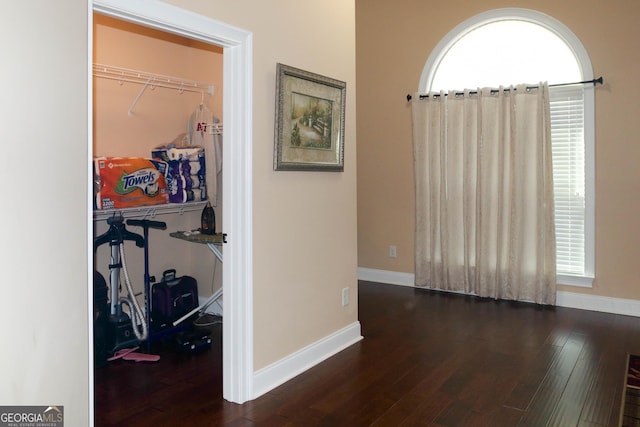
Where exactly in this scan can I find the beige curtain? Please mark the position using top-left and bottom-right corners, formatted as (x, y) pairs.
(411, 84), (557, 305)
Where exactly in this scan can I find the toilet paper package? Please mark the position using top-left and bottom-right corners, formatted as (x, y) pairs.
(152, 144), (207, 204)
(94, 157), (169, 210)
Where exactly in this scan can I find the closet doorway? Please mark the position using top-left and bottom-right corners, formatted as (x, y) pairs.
(90, 1), (254, 418)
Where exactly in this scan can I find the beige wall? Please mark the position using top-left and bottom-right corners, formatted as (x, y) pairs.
(163, 0), (359, 370)
(93, 15), (224, 301)
(0, 2), (90, 425)
(356, 0), (640, 301)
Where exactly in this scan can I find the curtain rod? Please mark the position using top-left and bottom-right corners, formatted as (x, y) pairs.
(406, 76), (603, 102)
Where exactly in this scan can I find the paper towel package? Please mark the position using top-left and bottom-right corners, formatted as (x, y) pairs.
(94, 157), (169, 210)
(152, 145), (207, 204)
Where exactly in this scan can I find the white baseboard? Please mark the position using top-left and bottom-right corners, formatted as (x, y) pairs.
(358, 267), (640, 318)
(555, 290), (640, 318)
(252, 321), (363, 400)
(358, 267), (416, 287)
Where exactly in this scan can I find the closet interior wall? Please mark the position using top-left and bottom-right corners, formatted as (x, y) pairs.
(93, 13), (224, 303)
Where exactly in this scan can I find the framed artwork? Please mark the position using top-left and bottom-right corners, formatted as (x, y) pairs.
(274, 63), (346, 171)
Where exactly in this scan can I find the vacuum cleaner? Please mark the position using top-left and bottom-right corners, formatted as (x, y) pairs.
(93, 214), (166, 364)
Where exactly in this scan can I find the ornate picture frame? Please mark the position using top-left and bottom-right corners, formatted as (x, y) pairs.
(274, 63), (346, 171)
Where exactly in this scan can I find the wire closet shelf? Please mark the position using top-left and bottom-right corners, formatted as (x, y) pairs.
(93, 63), (224, 133)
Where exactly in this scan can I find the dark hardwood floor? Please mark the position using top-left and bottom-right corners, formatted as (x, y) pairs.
(95, 281), (640, 426)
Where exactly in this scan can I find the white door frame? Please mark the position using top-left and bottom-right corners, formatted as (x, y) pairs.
(90, 0), (254, 410)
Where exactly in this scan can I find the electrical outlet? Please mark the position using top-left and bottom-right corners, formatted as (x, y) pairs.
(342, 287), (349, 306)
(389, 245), (397, 258)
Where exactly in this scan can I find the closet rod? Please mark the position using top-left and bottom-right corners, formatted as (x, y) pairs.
(406, 76), (603, 101)
(93, 63), (215, 114)
(93, 63), (214, 95)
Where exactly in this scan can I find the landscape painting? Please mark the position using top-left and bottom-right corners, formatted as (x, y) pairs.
(274, 63), (345, 171)
(290, 92), (333, 150)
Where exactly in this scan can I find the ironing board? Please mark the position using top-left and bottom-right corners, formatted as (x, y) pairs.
(169, 231), (224, 325)
(169, 230), (223, 261)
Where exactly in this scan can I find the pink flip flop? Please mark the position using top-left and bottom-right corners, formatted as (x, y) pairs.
(107, 347), (140, 362)
(107, 346), (160, 362)
(122, 352), (160, 362)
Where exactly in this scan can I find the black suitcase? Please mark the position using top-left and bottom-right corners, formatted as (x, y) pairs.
(151, 269), (199, 328)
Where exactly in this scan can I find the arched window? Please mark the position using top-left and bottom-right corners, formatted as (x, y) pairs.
(421, 8), (595, 286)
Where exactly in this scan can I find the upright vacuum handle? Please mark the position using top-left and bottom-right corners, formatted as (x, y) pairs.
(126, 219), (167, 230)
(94, 215), (145, 249)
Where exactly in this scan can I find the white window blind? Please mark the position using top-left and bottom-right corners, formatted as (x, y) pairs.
(549, 86), (585, 276)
